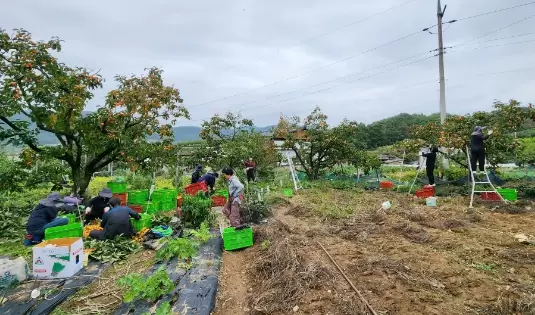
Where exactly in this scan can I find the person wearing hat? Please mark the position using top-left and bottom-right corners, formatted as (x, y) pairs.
(24, 192), (69, 246)
(89, 197), (141, 240)
(84, 188), (113, 224)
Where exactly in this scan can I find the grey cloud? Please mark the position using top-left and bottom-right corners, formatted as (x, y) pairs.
(1, 0), (534, 127)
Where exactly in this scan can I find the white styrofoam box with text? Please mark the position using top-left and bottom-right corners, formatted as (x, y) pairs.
(33, 237), (84, 279)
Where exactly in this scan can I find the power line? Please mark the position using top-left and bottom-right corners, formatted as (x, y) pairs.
(459, 13), (535, 45)
(225, 51), (432, 110)
(423, 1), (535, 32)
(448, 38), (535, 53)
(283, 0), (420, 49)
(184, 0), (421, 85)
(456, 1), (535, 22)
(188, 40), (535, 123)
(188, 55), (436, 122)
(189, 30), (423, 108)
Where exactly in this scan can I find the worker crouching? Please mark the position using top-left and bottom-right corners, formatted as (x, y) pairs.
(89, 197), (141, 240)
(221, 167), (244, 227)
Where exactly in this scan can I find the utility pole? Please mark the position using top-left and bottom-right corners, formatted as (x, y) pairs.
(437, 0), (449, 173)
(437, 0), (447, 124)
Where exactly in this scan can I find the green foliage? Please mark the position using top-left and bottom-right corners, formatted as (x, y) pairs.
(0, 188), (54, 238)
(118, 267), (174, 302)
(156, 238), (197, 262)
(0, 239), (32, 259)
(85, 237), (139, 263)
(189, 222), (213, 243)
(275, 107), (366, 180)
(261, 240), (271, 250)
(0, 29), (189, 196)
(142, 301), (175, 315)
(470, 262), (497, 273)
(181, 194), (211, 228)
(411, 100), (535, 168)
(196, 112), (278, 178)
(151, 211), (173, 227)
(324, 180), (359, 190)
(241, 194), (272, 224)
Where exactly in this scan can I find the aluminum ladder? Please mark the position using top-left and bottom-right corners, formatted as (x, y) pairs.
(466, 146), (506, 208)
(286, 153), (303, 191)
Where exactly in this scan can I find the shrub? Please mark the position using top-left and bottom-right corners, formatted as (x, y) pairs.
(181, 193), (211, 228)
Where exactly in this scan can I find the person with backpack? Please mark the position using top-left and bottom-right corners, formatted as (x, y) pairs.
(89, 197), (141, 240)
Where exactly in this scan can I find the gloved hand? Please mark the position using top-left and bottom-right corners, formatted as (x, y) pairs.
(488, 129), (493, 135)
(104, 207), (110, 213)
(85, 207), (91, 215)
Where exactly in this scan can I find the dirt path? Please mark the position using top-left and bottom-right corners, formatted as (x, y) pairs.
(212, 250), (252, 315)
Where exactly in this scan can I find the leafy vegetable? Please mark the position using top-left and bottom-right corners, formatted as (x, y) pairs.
(189, 222), (213, 243)
(181, 194), (211, 228)
(85, 237), (139, 263)
(156, 238), (197, 262)
(142, 301), (175, 315)
(118, 267), (174, 302)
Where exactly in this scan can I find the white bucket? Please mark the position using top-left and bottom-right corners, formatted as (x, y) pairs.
(381, 201), (391, 210)
(426, 197), (437, 207)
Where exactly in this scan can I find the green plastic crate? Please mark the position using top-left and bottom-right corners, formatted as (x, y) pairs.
(60, 213), (77, 224)
(44, 223), (83, 240)
(158, 200), (176, 211)
(222, 227), (253, 251)
(283, 188), (293, 197)
(107, 181), (127, 194)
(497, 188), (518, 201)
(130, 213), (152, 231)
(128, 190), (149, 204)
(151, 189), (178, 203)
(135, 201), (159, 214)
(215, 190), (229, 198)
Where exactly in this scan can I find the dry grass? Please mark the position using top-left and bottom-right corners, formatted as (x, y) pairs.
(395, 222), (431, 243)
(481, 295), (535, 315)
(247, 224), (335, 314)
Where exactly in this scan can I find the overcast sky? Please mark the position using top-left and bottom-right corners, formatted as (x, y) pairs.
(1, 0), (534, 127)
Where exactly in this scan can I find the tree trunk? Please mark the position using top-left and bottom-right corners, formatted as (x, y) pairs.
(71, 165), (92, 198)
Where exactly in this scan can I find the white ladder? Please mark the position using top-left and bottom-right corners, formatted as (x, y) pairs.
(466, 146), (506, 208)
(286, 153), (303, 191)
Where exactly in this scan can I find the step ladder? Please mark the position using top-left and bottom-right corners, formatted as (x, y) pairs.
(286, 153), (303, 191)
(466, 146), (506, 208)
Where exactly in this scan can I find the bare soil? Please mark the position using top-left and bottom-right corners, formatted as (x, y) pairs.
(213, 189), (535, 315)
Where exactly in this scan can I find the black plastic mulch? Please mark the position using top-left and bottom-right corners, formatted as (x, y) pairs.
(113, 232), (222, 315)
(0, 261), (109, 315)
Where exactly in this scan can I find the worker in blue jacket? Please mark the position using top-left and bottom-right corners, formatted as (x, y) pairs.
(198, 172), (219, 194)
(89, 197), (141, 240)
(25, 192), (69, 246)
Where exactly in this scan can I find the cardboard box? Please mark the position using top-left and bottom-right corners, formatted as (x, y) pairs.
(33, 237), (84, 279)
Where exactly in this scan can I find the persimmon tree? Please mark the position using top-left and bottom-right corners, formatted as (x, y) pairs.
(274, 106), (363, 179)
(0, 29), (188, 196)
(408, 99), (534, 169)
(197, 112), (278, 176)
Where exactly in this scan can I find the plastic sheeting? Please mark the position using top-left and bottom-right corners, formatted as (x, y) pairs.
(0, 261), (109, 315)
(113, 232), (222, 315)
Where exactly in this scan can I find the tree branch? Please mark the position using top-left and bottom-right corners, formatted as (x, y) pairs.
(0, 116), (42, 153)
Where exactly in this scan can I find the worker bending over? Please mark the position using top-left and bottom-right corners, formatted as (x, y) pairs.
(89, 197), (141, 240)
(191, 165), (203, 184)
(84, 188), (112, 224)
(198, 171), (219, 194)
(222, 167), (244, 227)
(25, 192), (69, 246)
